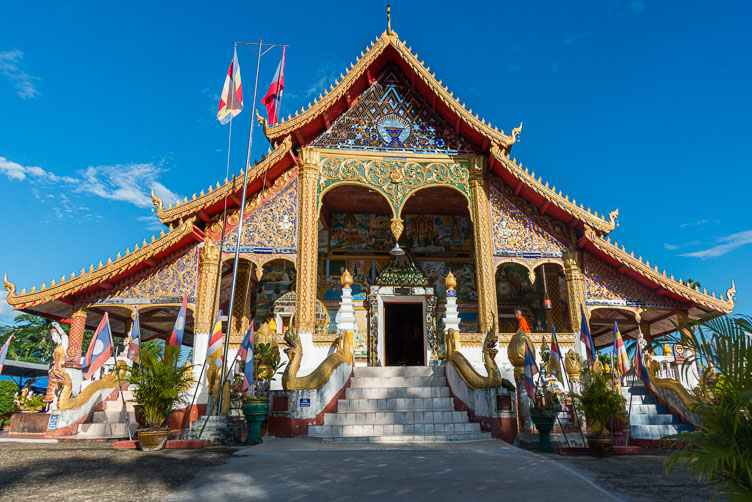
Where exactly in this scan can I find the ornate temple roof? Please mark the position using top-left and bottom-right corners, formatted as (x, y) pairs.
(3, 217), (205, 309)
(256, 30), (519, 153)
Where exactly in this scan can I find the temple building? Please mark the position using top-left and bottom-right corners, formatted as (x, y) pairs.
(3, 24), (736, 442)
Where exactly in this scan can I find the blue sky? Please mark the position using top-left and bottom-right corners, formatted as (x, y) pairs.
(1, 1), (750, 324)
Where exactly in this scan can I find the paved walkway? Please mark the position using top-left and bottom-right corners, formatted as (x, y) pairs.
(168, 438), (622, 501)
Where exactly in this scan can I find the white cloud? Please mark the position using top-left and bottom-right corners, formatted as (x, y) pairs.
(0, 49), (40, 99)
(136, 215), (165, 231)
(664, 240), (700, 251)
(0, 156), (78, 183)
(0, 291), (17, 321)
(77, 163), (182, 209)
(681, 230), (752, 259)
(680, 219), (708, 228)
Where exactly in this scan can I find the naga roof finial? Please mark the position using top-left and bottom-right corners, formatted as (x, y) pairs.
(3, 273), (16, 296)
(150, 189), (163, 212)
(511, 121), (523, 142)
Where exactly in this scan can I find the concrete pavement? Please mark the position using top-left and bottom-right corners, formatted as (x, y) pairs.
(168, 438), (622, 501)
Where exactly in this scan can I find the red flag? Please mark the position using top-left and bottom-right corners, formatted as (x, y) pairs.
(262, 48), (285, 125)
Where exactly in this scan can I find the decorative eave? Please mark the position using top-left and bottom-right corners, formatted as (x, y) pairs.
(582, 225), (736, 314)
(258, 30), (517, 150)
(489, 142), (618, 235)
(152, 135), (293, 224)
(3, 217), (204, 309)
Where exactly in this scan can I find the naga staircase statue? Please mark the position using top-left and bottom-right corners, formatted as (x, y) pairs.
(445, 315), (512, 390)
(281, 325), (352, 390)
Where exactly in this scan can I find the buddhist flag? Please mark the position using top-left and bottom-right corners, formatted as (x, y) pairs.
(206, 310), (224, 371)
(0, 335), (14, 375)
(83, 313), (113, 380)
(549, 327), (563, 382)
(613, 322), (631, 376)
(261, 48), (285, 125)
(632, 338), (650, 387)
(523, 340), (539, 401)
(168, 294), (188, 347)
(127, 309), (141, 364)
(580, 305), (596, 366)
(217, 47), (244, 125)
(239, 322), (255, 393)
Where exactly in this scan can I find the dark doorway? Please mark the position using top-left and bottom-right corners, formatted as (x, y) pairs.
(384, 303), (424, 366)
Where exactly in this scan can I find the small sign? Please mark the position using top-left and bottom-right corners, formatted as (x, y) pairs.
(299, 398), (311, 408)
(395, 287), (411, 295)
(47, 415), (58, 431)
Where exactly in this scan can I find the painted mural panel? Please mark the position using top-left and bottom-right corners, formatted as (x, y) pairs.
(406, 215), (472, 254)
(329, 213), (392, 251)
(489, 184), (566, 258)
(254, 260), (296, 323)
(416, 261), (477, 303)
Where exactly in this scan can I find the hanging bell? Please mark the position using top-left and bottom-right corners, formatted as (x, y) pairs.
(543, 294), (552, 310)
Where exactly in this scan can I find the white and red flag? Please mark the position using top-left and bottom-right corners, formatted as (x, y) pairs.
(217, 47), (244, 125)
(261, 48), (285, 125)
(127, 309), (141, 364)
(239, 321), (255, 393)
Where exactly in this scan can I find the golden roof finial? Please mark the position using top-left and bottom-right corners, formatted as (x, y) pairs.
(445, 271), (456, 290)
(341, 268), (353, 287)
(387, 4), (392, 34)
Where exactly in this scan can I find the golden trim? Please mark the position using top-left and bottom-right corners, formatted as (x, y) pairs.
(644, 353), (697, 408)
(4, 218), (199, 308)
(261, 31), (514, 148)
(155, 136), (293, 223)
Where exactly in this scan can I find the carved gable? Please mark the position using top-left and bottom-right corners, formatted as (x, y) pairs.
(311, 65), (474, 155)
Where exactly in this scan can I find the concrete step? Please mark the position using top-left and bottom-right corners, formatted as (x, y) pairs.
(309, 422), (481, 438)
(324, 409), (467, 426)
(92, 410), (137, 423)
(346, 386), (451, 400)
(350, 376), (446, 388)
(321, 432), (492, 443)
(630, 414), (680, 425)
(628, 404), (668, 415)
(103, 398), (135, 412)
(336, 397), (454, 413)
(621, 394), (656, 405)
(354, 366), (445, 378)
(76, 422), (138, 439)
(622, 386), (649, 396)
(630, 423), (693, 440)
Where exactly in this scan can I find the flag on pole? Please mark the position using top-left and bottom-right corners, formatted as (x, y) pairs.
(217, 47), (244, 125)
(127, 309), (141, 364)
(0, 335), (14, 375)
(580, 305), (596, 366)
(549, 327), (563, 381)
(239, 322), (255, 392)
(206, 310), (224, 370)
(613, 322), (631, 376)
(523, 340), (539, 401)
(168, 293), (188, 347)
(632, 338), (651, 387)
(261, 48), (285, 125)
(83, 313), (113, 380)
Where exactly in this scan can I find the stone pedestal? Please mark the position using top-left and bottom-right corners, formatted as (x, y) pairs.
(185, 415), (245, 445)
(442, 290), (460, 333)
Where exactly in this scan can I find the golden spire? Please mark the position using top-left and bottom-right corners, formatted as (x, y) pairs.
(341, 268), (353, 287)
(387, 4), (392, 34)
(445, 271), (456, 290)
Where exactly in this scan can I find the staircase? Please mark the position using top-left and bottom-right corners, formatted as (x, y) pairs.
(67, 389), (138, 440)
(622, 382), (693, 441)
(308, 366), (492, 442)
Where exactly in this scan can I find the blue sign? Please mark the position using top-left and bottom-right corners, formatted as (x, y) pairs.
(47, 415), (58, 431)
(299, 398), (311, 408)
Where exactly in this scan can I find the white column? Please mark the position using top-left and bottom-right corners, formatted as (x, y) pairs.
(442, 271), (461, 333)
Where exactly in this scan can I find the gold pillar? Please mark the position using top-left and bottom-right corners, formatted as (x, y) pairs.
(563, 249), (587, 331)
(544, 264), (564, 332)
(230, 260), (253, 343)
(194, 238), (221, 334)
(468, 156), (497, 333)
(296, 148), (320, 332)
(65, 306), (88, 368)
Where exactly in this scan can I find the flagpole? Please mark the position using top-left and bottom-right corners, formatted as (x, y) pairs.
(215, 39), (264, 416)
(106, 314), (132, 442)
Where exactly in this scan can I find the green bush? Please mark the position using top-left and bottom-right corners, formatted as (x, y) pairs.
(0, 380), (19, 426)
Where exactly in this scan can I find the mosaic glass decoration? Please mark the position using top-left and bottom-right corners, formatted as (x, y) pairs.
(311, 65), (474, 155)
(223, 178), (297, 254)
(375, 254), (429, 287)
(254, 260), (296, 323)
(110, 245), (199, 301)
(489, 184), (566, 258)
(583, 253), (679, 308)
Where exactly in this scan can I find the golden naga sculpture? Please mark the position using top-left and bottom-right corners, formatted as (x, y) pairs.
(54, 361), (128, 411)
(507, 327), (529, 380)
(281, 326), (352, 390)
(643, 352), (697, 407)
(445, 315), (509, 389)
(563, 349), (582, 383)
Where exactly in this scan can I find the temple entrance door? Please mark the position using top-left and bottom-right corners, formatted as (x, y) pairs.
(383, 301), (425, 366)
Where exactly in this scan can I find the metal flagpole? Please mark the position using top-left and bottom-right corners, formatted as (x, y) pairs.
(215, 39), (280, 416)
(106, 314), (132, 442)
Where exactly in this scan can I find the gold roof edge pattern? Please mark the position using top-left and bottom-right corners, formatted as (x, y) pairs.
(260, 31), (515, 148)
(3, 218), (198, 308)
(490, 142), (618, 234)
(584, 225), (736, 314)
(154, 135), (293, 224)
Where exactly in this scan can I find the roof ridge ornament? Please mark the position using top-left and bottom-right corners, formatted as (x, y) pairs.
(387, 4), (392, 35)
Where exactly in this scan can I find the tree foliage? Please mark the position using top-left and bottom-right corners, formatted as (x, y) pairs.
(664, 314), (752, 500)
(0, 380), (19, 426)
